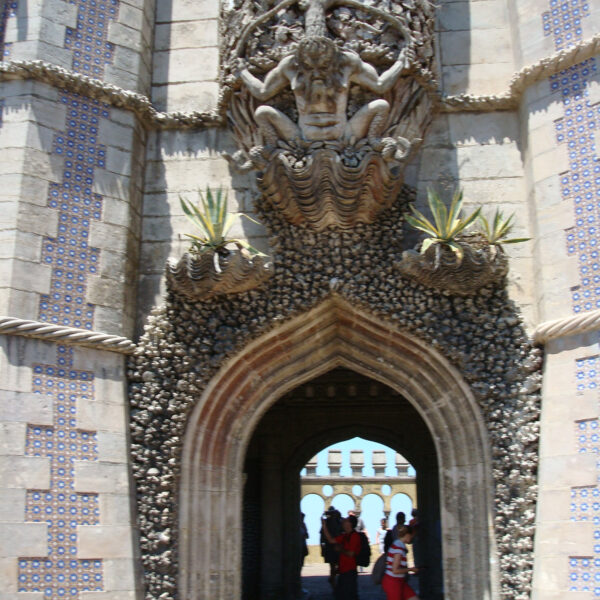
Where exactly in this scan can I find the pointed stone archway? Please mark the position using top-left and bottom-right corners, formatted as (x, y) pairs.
(179, 297), (498, 600)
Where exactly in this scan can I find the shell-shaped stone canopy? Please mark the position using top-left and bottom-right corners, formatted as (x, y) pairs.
(258, 146), (404, 231)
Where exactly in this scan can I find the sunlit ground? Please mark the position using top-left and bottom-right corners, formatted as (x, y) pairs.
(300, 563), (386, 600)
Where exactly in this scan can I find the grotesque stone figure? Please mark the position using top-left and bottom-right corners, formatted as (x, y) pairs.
(238, 35), (414, 160)
(222, 0), (436, 230)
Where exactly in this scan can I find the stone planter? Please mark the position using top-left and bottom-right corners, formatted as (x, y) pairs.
(166, 250), (271, 301)
(397, 238), (508, 296)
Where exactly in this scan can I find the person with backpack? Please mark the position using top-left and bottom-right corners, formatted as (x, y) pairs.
(348, 510), (370, 572)
(320, 507), (342, 586)
(321, 514), (362, 600)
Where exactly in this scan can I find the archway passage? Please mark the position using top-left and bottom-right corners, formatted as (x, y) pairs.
(242, 367), (442, 599)
(180, 298), (496, 600)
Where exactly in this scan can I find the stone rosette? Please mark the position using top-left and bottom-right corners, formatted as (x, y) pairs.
(166, 250), (271, 301)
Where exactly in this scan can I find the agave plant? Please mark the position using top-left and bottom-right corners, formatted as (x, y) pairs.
(179, 187), (266, 272)
(478, 208), (530, 257)
(405, 188), (481, 264)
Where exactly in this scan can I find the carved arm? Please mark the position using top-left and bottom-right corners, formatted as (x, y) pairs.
(350, 46), (414, 94)
(239, 56), (292, 101)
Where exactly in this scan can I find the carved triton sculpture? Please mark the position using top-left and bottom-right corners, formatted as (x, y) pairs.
(237, 36), (414, 160)
(222, 0), (436, 230)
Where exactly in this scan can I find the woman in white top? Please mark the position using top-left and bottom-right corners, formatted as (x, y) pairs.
(382, 526), (420, 600)
(375, 518), (389, 554)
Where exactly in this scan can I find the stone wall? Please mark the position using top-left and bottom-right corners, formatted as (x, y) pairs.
(0, 0), (153, 598)
(129, 201), (541, 599)
(510, 1), (600, 596)
(0, 0), (598, 599)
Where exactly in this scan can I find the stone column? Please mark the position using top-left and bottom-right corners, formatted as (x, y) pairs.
(350, 450), (364, 476)
(305, 454), (318, 476)
(396, 452), (410, 476)
(372, 450), (387, 475)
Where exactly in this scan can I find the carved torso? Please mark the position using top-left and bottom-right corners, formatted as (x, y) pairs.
(288, 54), (353, 140)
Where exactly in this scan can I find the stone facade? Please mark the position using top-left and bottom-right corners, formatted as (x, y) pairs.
(0, 2), (598, 600)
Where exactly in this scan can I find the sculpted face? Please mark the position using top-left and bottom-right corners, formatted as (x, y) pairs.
(294, 36), (344, 128)
(296, 36), (338, 74)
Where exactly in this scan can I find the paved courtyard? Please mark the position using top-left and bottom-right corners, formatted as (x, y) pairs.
(301, 563), (386, 600)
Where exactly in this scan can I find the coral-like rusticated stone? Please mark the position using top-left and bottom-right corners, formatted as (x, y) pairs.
(258, 147), (403, 231)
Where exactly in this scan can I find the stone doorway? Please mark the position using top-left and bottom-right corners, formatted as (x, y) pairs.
(178, 299), (497, 600)
(241, 367), (442, 600)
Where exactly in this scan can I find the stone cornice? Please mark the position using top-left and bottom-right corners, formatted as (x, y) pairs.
(0, 59), (224, 129)
(440, 33), (600, 112)
(301, 475), (415, 483)
(0, 33), (597, 126)
(0, 316), (135, 354)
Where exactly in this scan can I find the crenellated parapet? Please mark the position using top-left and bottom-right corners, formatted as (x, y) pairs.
(301, 449), (416, 514)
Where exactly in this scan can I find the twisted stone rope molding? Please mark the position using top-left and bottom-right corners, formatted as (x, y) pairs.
(440, 33), (600, 112)
(2, 307), (595, 352)
(0, 33), (598, 126)
(0, 59), (224, 129)
(533, 308), (600, 345)
(0, 316), (136, 354)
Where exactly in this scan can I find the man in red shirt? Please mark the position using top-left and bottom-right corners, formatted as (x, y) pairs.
(321, 514), (361, 599)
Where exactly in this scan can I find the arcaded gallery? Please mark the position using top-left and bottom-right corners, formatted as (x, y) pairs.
(0, 1), (598, 599)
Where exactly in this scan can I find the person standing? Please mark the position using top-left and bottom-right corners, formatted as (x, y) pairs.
(300, 512), (309, 568)
(320, 507), (342, 586)
(384, 511), (406, 553)
(376, 517), (389, 554)
(322, 514), (361, 600)
(348, 509), (369, 539)
(382, 526), (420, 600)
(348, 509), (369, 572)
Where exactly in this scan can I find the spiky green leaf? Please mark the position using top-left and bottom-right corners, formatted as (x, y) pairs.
(478, 209), (530, 247)
(446, 240), (465, 262)
(405, 213), (439, 237)
(419, 237), (436, 254)
(447, 206), (480, 239)
(231, 238), (267, 257)
(179, 186), (269, 258)
(498, 237), (531, 244)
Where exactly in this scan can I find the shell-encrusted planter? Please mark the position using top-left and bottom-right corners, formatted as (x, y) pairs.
(258, 146), (403, 231)
(166, 250), (271, 301)
(397, 239), (509, 296)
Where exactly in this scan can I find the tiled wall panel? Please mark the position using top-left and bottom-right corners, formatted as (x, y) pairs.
(0, 0), (148, 597)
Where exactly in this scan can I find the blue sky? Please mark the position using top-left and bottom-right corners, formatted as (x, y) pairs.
(300, 437), (415, 545)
